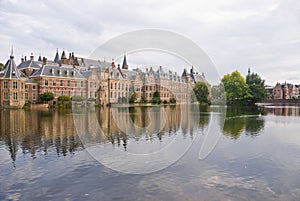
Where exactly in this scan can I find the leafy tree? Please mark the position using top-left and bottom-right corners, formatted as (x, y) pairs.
(72, 96), (85, 102)
(0, 63), (3, 71)
(246, 72), (266, 103)
(140, 94), (146, 103)
(58, 95), (71, 102)
(170, 97), (177, 103)
(193, 81), (211, 105)
(151, 91), (161, 104)
(221, 71), (252, 105)
(39, 92), (54, 102)
(129, 92), (137, 103)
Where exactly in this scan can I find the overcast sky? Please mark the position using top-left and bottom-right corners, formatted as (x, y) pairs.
(0, 0), (299, 85)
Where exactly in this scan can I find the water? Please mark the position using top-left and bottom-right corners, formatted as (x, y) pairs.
(0, 104), (300, 201)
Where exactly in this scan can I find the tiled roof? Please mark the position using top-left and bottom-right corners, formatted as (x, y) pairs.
(2, 55), (26, 79)
(17, 60), (41, 70)
(31, 64), (86, 79)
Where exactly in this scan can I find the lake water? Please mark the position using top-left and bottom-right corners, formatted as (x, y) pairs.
(0, 104), (300, 201)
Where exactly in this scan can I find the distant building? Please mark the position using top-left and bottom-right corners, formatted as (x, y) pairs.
(268, 82), (299, 100)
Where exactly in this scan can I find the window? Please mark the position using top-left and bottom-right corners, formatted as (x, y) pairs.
(61, 91), (64, 96)
(94, 82), (97, 88)
(45, 79), (48, 86)
(32, 93), (36, 100)
(114, 83), (117, 89)
(94, 92), (97, 98)
(60, 80), (63, 86)
(13, 92), (18, 100)
(13, 81), (18, 89)
(4, 81), (8, 89)
(67, 80), (70, 87)
(74, 81), (77, 87)
(118, 83), (120, 90)
(25, 93), (28, 100)
(90, 82), (93, 88)
(74, 91), (77, 96)
(53, 80), (56, 86)
(25, 85), (28, 89)
(81, 81), (84, 87)
(32, 85), (36, 90)
(4, 92), (8, 100)
(90, 92), (92, 98)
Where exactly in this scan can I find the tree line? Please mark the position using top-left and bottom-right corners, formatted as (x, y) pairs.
(193, 70), (266, 105)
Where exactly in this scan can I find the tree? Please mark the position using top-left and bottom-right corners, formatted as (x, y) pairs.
(193, 81), (211, 105)
(246, 72), (266, 103)
(151, 91), (161, 104)
(129, 92), (137, 103)
(0, 63), (3, 71)
(58, 95), (71, 102)
(221, 70), (252, 105)
(72, 96), (85, 102)
(39, 92), (54, 103)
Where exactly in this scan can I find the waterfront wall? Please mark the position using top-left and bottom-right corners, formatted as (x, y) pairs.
(261, 99), (300, 104)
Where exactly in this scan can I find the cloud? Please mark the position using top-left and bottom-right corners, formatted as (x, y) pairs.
(0, 0), (299, 85)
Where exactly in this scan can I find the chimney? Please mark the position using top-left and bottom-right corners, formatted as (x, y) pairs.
(24, 56), (27, 61)
(117, 64), (121, 69)
(42, 57), (47, 65)
(21, 57), (24, 62)
(30, 53), (34, 61)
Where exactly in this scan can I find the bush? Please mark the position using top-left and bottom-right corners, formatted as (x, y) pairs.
(72, 96), (85, 102)
(40, 92), (54, 102)
(58, 95), (71, 102)
(170, 98), (177, 103)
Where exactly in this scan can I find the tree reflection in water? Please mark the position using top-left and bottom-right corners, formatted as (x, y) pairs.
(222, 106), (265, 140)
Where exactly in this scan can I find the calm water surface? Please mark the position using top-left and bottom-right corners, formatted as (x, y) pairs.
(0, 104), (300, 201)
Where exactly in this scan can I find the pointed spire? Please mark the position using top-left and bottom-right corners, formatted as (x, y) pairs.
(38, 54), (42, 62)
(248, 68), (251, 75)
(122, 54), (128, 69)
(10, 45), (14, 59)
(61, 50), (67, 59)
(3, 50), (24, 79)
(54, 48), (60, 63)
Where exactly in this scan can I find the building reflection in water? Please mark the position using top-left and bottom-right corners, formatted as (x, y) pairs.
(0, 105), (213, 164)
(262, 104), (300, 116)
(0, 109), (83, 165)
(79, 105), (212, 150)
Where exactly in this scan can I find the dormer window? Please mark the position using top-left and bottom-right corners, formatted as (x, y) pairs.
(65, 70), (69, 76)
(57, 70), (62, 75)
(71, 71), (76, 76)
(50, 68), (55, 75)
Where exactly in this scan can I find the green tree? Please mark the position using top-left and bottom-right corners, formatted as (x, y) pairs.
(58, 95), (71, 102)
(221, 71), (252, 105)
(39, 92), (54, 102)
(151, 91), (161, 104)
(246, 72), (266, 103)
(193, 81), (211, 105)
(129, 92), (137, 103)
(72, 96), (85, 102)
(0, 63), (3, 71)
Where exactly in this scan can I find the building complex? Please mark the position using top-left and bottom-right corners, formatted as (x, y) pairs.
(0, 49), (207, 108)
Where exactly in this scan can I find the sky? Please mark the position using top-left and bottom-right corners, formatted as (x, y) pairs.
(0, 0), (299, 85)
